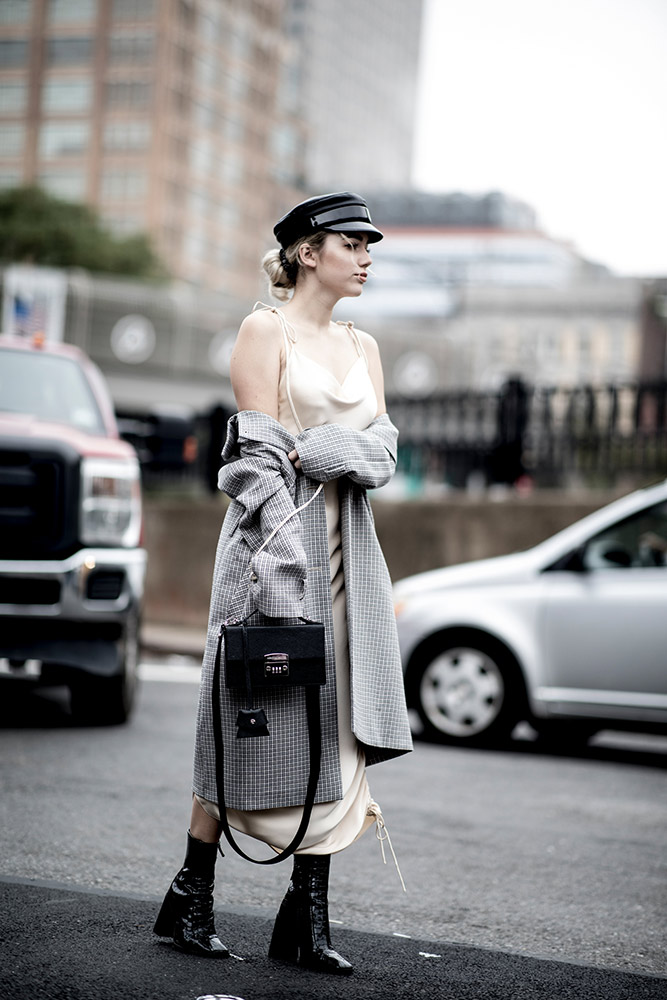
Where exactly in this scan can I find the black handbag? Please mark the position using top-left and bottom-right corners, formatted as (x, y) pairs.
(211, 617), (326, 864)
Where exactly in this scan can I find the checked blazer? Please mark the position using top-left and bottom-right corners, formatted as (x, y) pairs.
(192, 409), (413, 812)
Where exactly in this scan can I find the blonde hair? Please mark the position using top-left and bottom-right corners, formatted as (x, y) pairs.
(261, 231), (329, 302)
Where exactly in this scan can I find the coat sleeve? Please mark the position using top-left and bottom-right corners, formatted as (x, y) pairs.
(217, 438), (307, 618)
(294, 414), (398, 490)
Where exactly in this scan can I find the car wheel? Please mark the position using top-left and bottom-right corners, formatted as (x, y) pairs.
(408, 634), (525, 746)
(70, 613), (140, 726)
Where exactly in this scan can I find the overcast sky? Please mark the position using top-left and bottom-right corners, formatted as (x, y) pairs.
(412, 0), (667, 276)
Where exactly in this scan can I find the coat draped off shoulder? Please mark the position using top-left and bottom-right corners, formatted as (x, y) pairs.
(192, 410), (412, 812)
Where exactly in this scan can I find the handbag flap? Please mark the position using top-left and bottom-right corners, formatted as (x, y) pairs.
(224, 622), (326, 688)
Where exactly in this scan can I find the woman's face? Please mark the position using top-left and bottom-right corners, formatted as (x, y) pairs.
(309, 232), (373, 297)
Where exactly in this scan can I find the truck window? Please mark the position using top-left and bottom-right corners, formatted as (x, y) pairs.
(0, 349), (106, 435)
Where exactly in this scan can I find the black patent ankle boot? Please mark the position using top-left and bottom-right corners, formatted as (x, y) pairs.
(269, 854), (353, 975)
(153, 830), (229, 958)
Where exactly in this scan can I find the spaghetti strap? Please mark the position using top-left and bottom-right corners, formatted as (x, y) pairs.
(337, 319), (368, 368)
(252, 301), (297, 345)
(252, 302), (303, 433)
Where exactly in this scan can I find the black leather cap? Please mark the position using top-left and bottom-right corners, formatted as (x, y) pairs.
(273, 191), (383, 248)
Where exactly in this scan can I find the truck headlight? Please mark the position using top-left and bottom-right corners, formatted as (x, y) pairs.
(80, 457), (142, 547)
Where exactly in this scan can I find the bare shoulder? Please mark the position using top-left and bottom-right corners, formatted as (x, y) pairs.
(355, 327), (382, 361)
(236, 308), (281, 346)
(230, 309), (282, 416)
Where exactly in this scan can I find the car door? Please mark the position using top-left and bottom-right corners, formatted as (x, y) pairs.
(540, 500), (667, 709)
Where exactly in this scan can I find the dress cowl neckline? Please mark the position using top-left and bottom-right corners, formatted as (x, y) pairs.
(253, 304), (377, 435)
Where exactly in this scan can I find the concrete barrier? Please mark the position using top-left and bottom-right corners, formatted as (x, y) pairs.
(142, 491), (619, 628)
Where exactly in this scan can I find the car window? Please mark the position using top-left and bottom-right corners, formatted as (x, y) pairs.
(583, 500), (667, 570)
(0, 349), (106, 435)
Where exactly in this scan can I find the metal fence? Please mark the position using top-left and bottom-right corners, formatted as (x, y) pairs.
(123, 380), (667, 492)
(387, 379), (667, 490)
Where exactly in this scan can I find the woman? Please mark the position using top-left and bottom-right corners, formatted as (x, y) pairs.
(154, 192), (413, 975)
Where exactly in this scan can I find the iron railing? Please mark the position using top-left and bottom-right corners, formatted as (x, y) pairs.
(387, 380), (667, 489)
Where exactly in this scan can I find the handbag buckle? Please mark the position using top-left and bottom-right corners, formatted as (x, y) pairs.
(264, 652), (290, 677)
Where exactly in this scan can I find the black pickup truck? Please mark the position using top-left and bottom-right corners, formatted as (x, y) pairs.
(0, 334), (146, 723)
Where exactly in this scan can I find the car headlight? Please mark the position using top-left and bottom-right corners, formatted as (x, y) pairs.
(80, 457), (142, 547)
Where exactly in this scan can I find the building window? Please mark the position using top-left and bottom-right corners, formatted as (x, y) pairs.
(112, 0), (155, 21)
(195, 53), (217, 88)
(39, 121), (90, 158)
(0, 82), (28, 114)
(271, 124), (297, 160)
(225, 71), (247, 102)
(46, 36), (93, 65)
(103, 119), (151, 150)
(184, 232), (207, 262)
(579, 328), (592, 363)
(189, 139), (213, 175)
(38, 168), (86, 200)
(48, 0), (97, 22)
(42, 78), (92, 112)
(0, 0), (32, 25)
(218, 200), (240, 229)
(101, 169), (147, 200)
(188, 189), (210, 218)
(0, 168), (23, 189)
(0, 124), (26, 157)
(194, 100), (218, 132)
(223, 114), (243, 143)
(105, 81), (152, 110)
(0, 39), (29, 66)
(101, 211), (145, 235)
(221, 152), (242, 186)
(217, 243), (235, 268)
(108, 31), (154, 64)
(169, 134), (188, 164)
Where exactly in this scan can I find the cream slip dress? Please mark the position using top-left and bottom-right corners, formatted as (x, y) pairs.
(197, 306), (403, 878)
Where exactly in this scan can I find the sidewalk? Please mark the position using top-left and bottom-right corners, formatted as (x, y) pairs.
(141, 621), (207, 659)
(2, 877), (665, 1000)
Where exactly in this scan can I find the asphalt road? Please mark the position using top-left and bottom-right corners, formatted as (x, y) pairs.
(1, 662), (666, 1000)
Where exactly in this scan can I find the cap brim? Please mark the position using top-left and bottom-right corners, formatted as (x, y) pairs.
(325, 221), (384, 243)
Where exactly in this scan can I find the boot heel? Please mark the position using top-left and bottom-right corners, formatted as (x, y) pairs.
(268, 901), (299, 962)
(153, 887), (177, 936)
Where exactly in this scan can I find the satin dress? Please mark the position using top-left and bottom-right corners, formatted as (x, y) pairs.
(197, 307), (382, 854)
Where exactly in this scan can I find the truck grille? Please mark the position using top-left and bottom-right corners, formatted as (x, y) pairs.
(0, 441), (80, 558)
(0, 577), (61, 604)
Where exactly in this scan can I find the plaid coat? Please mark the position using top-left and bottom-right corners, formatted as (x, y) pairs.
(192, 409), (413, 811)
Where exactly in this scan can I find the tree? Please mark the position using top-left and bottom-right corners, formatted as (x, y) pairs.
(0, 186), (167, 279)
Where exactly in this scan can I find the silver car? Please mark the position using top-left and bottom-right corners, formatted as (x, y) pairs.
(393, 479), (667, 746)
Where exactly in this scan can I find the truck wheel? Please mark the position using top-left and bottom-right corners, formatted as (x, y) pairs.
(70, 614), (139, 725)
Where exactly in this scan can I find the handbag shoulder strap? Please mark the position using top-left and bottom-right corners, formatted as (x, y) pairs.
(211, 628), (322, 864)
(253, 481), (323, 561)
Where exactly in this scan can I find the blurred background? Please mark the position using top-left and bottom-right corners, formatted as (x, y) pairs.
(0, 0), (666, 505)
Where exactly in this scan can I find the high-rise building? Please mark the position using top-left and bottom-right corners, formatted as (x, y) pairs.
(284, 0), (424, 192)
(0, 0), (299, 302)
(0, 0), (424, 303)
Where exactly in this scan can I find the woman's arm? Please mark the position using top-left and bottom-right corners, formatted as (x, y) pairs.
(229, 310), (282, 418)
(295, 415), (398, 490)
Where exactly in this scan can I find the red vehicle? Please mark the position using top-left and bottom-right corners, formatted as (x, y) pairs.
(0, 334), (146, 723)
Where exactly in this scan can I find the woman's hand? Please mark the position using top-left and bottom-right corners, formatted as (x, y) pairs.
(288, 449), (302, 469)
